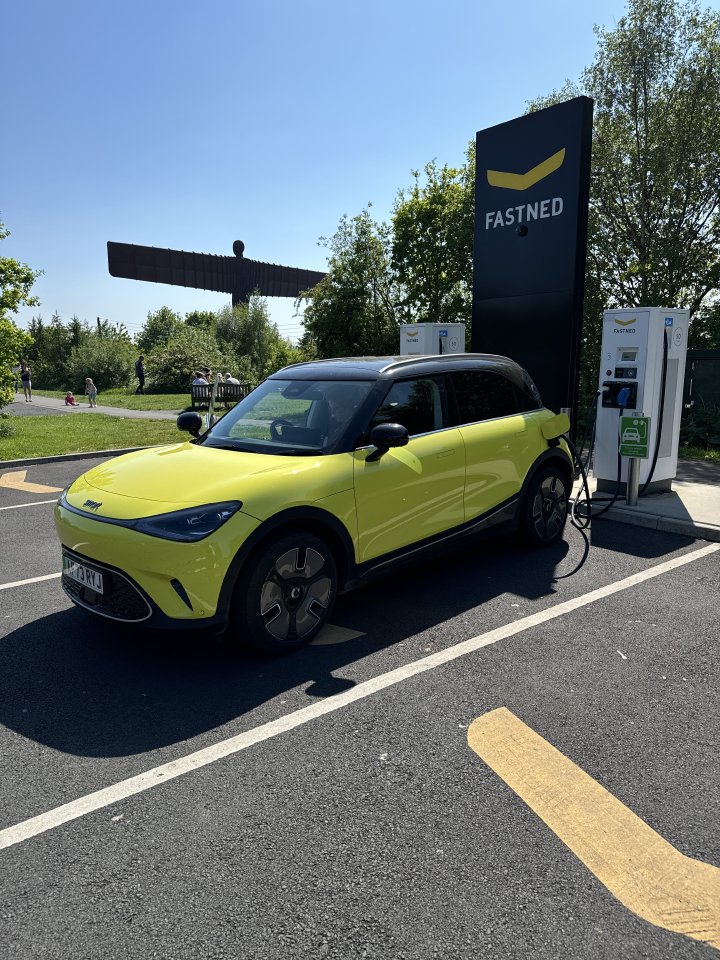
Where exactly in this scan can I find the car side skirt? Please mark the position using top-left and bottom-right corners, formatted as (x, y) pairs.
(343, 447), (572, 591)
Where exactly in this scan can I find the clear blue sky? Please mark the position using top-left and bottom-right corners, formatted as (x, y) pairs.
(1, 0), (686, 344)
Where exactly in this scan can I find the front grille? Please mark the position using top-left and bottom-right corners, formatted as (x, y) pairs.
(62, 552), (152, 622)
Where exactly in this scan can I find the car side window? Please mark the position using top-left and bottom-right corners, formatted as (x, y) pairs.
(451, 371), (519, 424)
(370, 376), (447, 436)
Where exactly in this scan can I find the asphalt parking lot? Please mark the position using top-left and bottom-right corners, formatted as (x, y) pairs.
(1, 456), (718, 959)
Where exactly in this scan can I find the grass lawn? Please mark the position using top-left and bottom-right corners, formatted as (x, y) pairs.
(32, 389), (190, 412)
(0, 414), (182, 460)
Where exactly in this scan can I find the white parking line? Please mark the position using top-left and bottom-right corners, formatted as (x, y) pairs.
(0, 499), (58, 511)
(0, 572), (62, 591)
(0, 541), (717, 852)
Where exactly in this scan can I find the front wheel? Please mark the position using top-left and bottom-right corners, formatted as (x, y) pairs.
(231, 533), (337, 654)
(521, 466), (569, 547)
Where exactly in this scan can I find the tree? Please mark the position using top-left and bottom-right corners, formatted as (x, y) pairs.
(300, 209), (401, 357)
(688, 298), (720, 348)
(135, 306), (185, 354)
(531, 0), (720, 397)
(392, 151), (475, 330)
(27, 312), (73, 387)
(216, 295), (299, 381)
(0, 220), (42, 320)
(0, 317), (33, 408)
(185, 309), (217, 332)
(587, 0), (720, 313)
(0, 219), (40, 406)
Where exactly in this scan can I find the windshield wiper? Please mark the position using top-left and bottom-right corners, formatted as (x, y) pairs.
(273, 448), (323, 457)
(204, 441), (257, 452)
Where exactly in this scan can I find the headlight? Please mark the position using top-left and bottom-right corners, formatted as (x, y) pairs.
(132, 501), (242, 542)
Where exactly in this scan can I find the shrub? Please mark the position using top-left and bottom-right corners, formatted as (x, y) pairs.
(680, 402), (720, 449)
(0, 412), (15, 437)
(145, 328), (232, 393)
(65, 338), (136, 392)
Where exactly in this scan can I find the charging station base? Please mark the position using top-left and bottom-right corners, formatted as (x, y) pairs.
(596, 477), (673, 496)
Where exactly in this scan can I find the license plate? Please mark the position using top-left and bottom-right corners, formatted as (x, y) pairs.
(62, 556), (104, 594)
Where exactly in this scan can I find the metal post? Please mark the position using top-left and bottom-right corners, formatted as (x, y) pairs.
(626, 457), (640, 506)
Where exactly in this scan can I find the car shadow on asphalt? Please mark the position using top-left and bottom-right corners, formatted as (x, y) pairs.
(0, 525), (695, 759)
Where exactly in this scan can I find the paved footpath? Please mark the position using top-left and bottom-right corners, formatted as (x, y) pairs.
(6, 393), (180, 420)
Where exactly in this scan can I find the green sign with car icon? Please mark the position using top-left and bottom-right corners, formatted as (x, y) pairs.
(619, 415), (650, 458)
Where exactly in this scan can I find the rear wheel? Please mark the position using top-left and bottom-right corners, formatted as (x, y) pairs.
(521, 466), (569, 546)
(232, 533), (337, 654)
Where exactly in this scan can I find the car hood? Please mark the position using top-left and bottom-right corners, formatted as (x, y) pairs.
(65, 441), (352, 519)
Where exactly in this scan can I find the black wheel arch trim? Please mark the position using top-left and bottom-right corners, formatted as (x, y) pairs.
(215, 505), (356, 625)
(518, 448), (573, 503)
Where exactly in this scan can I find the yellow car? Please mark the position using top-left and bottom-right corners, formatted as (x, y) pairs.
(55, 355), (572, 654)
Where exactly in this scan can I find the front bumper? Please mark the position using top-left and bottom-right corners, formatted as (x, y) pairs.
(55, 500), (261, 628)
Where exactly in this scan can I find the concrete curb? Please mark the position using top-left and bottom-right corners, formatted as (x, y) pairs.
(569, 495), (720, 543)
(596, 505), (720, 543)
(0, 448), (142, 469)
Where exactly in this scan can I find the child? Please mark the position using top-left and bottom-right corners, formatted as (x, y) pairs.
(64, 391), (79, 406)
(85, 378), (98, 408)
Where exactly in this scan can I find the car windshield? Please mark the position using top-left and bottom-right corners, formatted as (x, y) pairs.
(202, 378), (375, 454)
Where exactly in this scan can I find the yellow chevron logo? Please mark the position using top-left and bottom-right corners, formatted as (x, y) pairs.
(487, 148), (566, 191)
(614, 318), (636, 326)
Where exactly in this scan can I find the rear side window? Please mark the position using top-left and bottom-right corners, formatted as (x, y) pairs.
(451, 371), (519, 424)
(517, 369), (543, 411)
(371, 376), (447, 436)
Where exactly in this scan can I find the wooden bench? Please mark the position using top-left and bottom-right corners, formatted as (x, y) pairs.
(190, 381), (252, 410)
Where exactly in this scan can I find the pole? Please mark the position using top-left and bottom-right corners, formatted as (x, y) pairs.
(626, 458), (640, 506)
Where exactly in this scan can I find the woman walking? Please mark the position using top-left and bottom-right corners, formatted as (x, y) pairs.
(20, 363), (32, 401)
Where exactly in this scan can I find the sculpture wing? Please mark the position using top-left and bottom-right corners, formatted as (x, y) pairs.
(107, 241), (326, 299)
(243, 259), (327, 298)
(107, 241), (235, 294)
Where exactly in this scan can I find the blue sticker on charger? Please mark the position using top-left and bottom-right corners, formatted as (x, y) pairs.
(665, 317), (674, 327)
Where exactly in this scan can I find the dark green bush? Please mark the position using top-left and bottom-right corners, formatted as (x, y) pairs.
(680, 402), (720, 449)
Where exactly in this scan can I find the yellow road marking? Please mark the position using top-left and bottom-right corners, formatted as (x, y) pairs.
(311, 624), (365, 646)
(468, 708), (720, 950)
(0, 470), (62, 494)
(487, 148), (565, 191)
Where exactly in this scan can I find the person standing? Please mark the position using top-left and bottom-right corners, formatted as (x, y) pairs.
(85, 377), (98, 407)
(20, 363), (32, 401)
(134, 355), (146, 394)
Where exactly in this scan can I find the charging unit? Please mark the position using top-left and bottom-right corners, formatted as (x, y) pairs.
(594, 307), (689, 494)
(399, 323), (466, 356)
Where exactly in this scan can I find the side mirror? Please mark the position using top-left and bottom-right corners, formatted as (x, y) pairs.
(366, 422), (409, 462)
(177, 411), (203, 438)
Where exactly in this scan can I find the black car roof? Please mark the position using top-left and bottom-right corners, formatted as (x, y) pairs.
(270, 353), (531, 382)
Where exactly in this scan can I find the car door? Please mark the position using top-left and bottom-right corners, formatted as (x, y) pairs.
(352, 375), (465, 563)
(450, 370), (537, 520)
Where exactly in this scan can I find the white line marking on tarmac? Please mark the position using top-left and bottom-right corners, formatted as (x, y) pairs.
(0, 541), (717, 852)
(0, 573), (62, 591)
(0, 499), (59, 511)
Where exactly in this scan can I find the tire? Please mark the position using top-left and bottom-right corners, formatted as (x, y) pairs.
(521, 466), (569, 547)
(232, 532), (337, 654)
